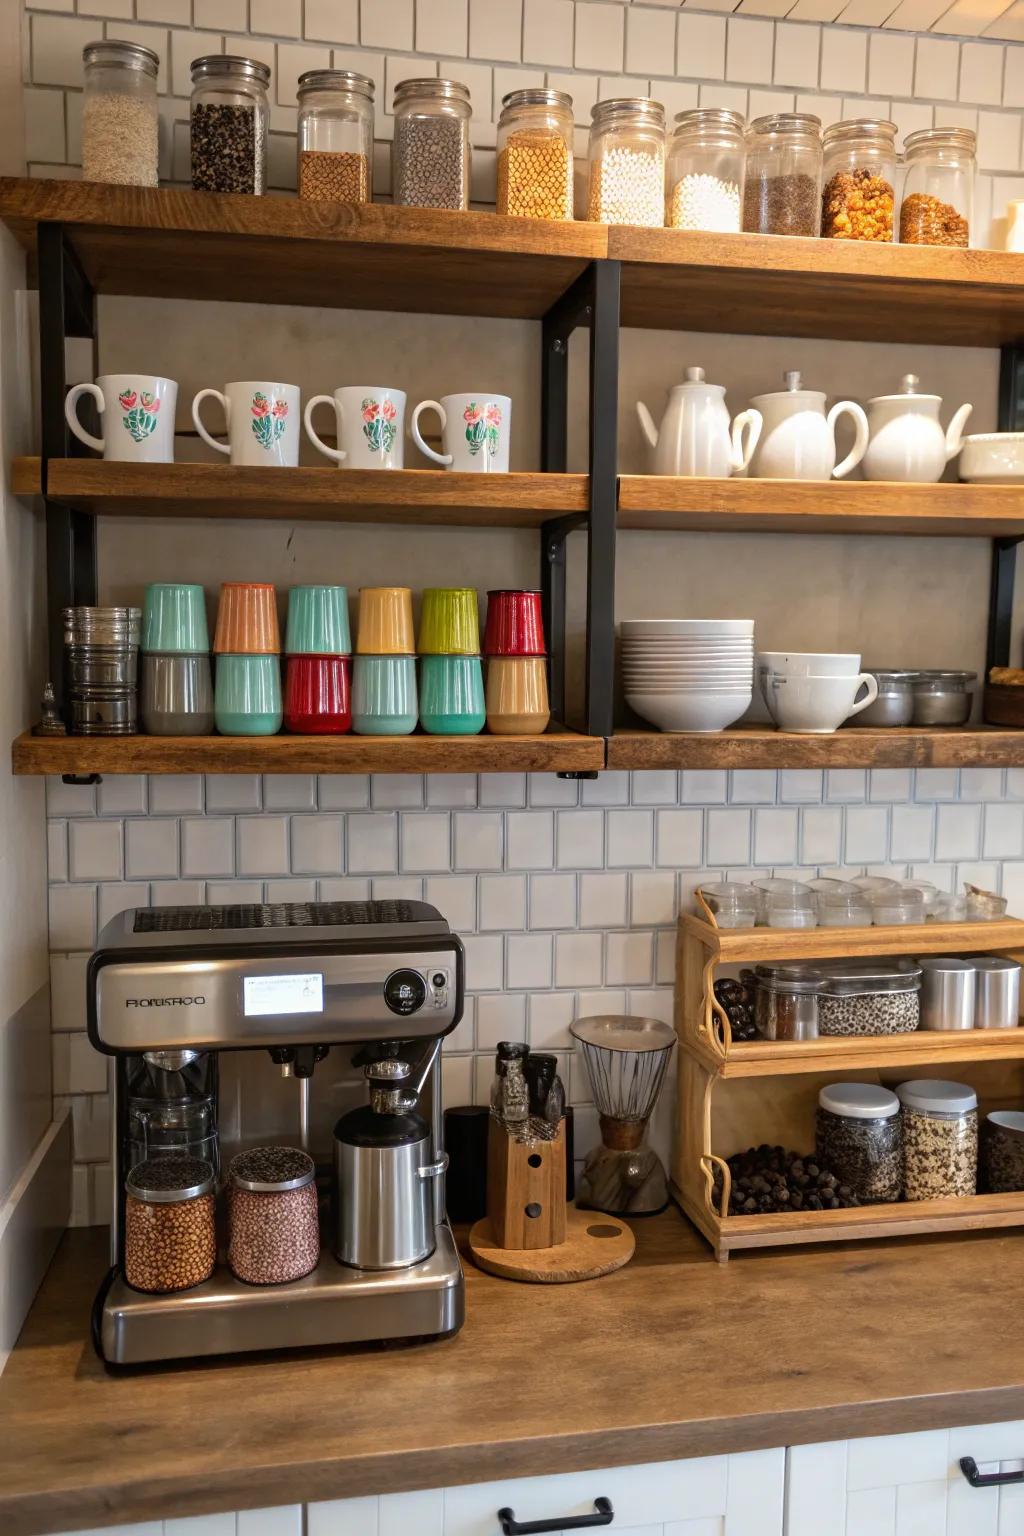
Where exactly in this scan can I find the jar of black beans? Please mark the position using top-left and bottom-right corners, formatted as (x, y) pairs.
(392, 78), (472, 210)
(815, 1083), (902, 1204)
(191, 54), (270, 195)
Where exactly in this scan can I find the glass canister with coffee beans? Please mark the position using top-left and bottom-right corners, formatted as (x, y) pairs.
(821, 118), (896, 241)
(392, 78), (472, 210)
(228, 1145), (320, 1284)
(816, 1083), (902, 1204)
(743, 113), (822, 237)
(900, 127), (975, 248)
(587, 98), (666, 227)
(297, 69), (374, 204)
(496, 88), (575, 221)
(190, 54), (270, 195)
(124, 1155), (216, 1293)
(898, 1078), (978, 1200)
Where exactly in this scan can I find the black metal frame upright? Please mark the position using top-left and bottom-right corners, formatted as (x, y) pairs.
(988, 344), (1024, 674)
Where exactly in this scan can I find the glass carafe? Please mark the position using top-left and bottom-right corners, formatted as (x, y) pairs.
(127, 1050), (219, 1173)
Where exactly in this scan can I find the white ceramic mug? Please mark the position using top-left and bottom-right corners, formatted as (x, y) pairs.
(192, 382), (300, 467)
(770, 673), (880, 734)
(757, 651), (861, 677)
(411, 394), (511, 473)
(304, 387), (406, 469)
(65, 374), (177, 462)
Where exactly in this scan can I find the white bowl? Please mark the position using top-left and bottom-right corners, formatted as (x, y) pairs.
(623, 681), (755, 693)
(621, 619), (755, 637)
(959, 433), (1024, 484)
(626, 689), (753, 732)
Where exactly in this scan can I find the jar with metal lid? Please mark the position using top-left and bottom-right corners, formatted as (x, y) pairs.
(82, 40), (159, 187)
(497, 88), (574, 220)
(587, 98), (666, 227)
(856, 669), (918, 727)
(490, 1041), (530, 1127)
(816, 1083), (902, 1203)
(667, 109), (745, 233)
(817, 962), (921, 1035)
(900, 128), (975, 248)
(821, 119), (896, 241)
(743, 113), (821, 237)
(898, 1078), (977, 1199)
(392, 78), (471, 210)
(297, 69), (374, 204)
(910, 669), (976, 726)
(228, 1146), (320, 1284)
(754, 964), (821, 1040)
(124, 1155), (216, 1294)
(190, 54), (270, 195)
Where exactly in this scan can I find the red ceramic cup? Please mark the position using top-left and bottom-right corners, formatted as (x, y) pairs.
(283, 655), (351, 734)
(483, 590), (546, 657)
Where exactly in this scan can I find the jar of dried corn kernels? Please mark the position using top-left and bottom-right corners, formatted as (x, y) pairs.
(497, 88), (574, 221)
(821, 118), (896, 242)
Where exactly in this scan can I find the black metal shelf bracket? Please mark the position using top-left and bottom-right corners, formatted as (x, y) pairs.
(987, 344), (1024, 674)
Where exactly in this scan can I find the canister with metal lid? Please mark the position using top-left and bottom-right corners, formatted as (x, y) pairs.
(815, 1083), (902, 1203)
(974, 956), (1021, 1028)
(919, 956), (976, 1030)
(124, 1155), (216, 1294)
(910, 670), (976, 725)
(228, 1146), (320, 1285)
(753, 964), (821, 1040)
(855, 669), (918, 727)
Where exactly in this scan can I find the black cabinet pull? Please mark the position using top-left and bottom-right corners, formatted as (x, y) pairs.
(497, 1496), (614, 1534)
(960, 1456), (1024, 1488)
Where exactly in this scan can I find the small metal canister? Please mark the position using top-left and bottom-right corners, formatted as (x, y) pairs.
(919, 957), (976, 1030)
(856, 669), (917, 727)
(974, 956), (1021, 1029)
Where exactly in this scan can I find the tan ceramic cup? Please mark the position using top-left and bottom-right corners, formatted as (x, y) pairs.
(213, 582), (280, 654)
(357, 587), (415, 655)
(486, 657), (550, 735)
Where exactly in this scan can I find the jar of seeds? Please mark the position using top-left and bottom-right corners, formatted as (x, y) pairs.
(821, 119), (896, 242)
(497, 88), (574, 221)
(297, 69), (374, 204)
(228, 1146), (319, 1285)
(190, 55), (270, 195)
(816, 1083), (902, 1204)
(816, 962), (921, 1037)
(587, 98), (666, 227)
(392, 79), (472, 210)
(82, 40), (159, 187)
(124, 1155), (216, 1294)
(898, 1078), (978, 1199)
(900, 127), (975, 248)
(666, 109), (745, 233)
(743, 113), (822, 237)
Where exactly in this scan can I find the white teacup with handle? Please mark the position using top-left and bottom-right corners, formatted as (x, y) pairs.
(192, 381), (300, 467)
(65, 374), (177, 462)
(770, 672), (880, 734)
(304, 387), (406, 469)
(411, 393), (511, 473)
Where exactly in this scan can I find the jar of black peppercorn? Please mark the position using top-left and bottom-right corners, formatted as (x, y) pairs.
(743, 113), (822, 237)
(392, 79), (472, 210)
(190, 55), (270, 195)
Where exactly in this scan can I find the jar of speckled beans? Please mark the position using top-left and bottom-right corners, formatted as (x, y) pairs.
(124, 1156), (216, 1294)
(228, 1146), (320, 1285)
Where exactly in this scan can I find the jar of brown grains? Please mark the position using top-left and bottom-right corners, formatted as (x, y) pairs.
(124, 1155), (216, 1294)
(821, 118), (896, 241)
(743, 113), (822, 237)
(228, 1145), (320, 1285)
(392, 79), (472, 210)
(900, 127), (975, 248)
(297, 69), (374, 204)
(497, 88), (574, 221)
(587, 98), (666, 227)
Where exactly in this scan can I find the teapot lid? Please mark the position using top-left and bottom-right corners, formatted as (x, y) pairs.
(673, 366), (724, 392)
(869, 372), (941, 405)
(750, 369), (824, 405)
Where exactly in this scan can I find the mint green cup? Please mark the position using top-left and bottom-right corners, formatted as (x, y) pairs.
(214, 654), (283, 735)
(142, 583), (209, 654)
(285, 585), (351, 656)
(419, 655), (485, 735)
(352, 655), (417, 736)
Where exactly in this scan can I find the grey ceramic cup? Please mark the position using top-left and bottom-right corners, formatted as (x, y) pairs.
(141, 653), (214, 735)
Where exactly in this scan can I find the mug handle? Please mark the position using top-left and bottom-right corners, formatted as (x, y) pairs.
(304, 394), (346, 463)
(192, 388), (231, 456)
(64, 382), (105, 454)
(845, 673), (880, 719)
(411, 400), (452, 466)
(828, 400), (870, 480)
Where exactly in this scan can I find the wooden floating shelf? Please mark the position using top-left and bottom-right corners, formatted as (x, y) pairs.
(608, 726), (1024, 769)
(719, 1030), (1024, 1077)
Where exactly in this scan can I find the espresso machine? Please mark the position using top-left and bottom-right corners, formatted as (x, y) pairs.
(87, 899), (465, 1365)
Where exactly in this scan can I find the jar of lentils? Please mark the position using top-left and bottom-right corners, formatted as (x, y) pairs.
(497, 88), (574, 221)
(900, 127), (975, 248)
(124, 1155), (216, 1294)
(816, 962), (921, 1037)
(743, 113), (822, 237)
(666, 108), (745, 233)
(587, 98), (666, 227)
(898, 1078), (978, 1200)
(821, 118), (896, 241)
(816, 1083), (902, 1204)
(190, 55), (270, 195)
(297, 69), (374, 204)
(392, 78), (472, 210)
(82, 40), (159, 188)
(228, 1146), (320, 1285)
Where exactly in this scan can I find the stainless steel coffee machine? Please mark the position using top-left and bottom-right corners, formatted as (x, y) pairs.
(87, 899), (465, 1365)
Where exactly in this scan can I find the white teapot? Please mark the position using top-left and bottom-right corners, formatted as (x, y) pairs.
(862, 374), (972, 483)
(636, 366), (762, 478)
(749, 371), (869, 481)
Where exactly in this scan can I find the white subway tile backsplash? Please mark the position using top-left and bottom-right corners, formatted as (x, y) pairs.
(606, 809), (654, 868)
(682, 770), (728, 803)
(479, 773), (528, 807)
(677, 11), (727, 76)
(236, 816), (290, 877)
(706, 808), (751, 866)
(205, 775), (261, 813)
(262, 775), (317, 811)
(557, 810), (605, 869)
(655, 808), (702, 867)
(579, 871), (629, 927)
(96, 775), (147, 817)
(574, 1), (625, 71)
(523, 0), (574, 65)
(753, 807), (798, 865)
(125, 819), (178, 880)
(915, 34), (961, 97)
(821, 24), (867, 88)
(462, 933), (505, 989)
(47, 775), (96, 816)
(425, 874), (478, 931)
(371, 774), (424, 809)
(507, 932), (553, 987)
(477, 991), (527, 1048)
(181, 817), (234, 878)
(319, 775), (370, 809)
(97, 882), (149, 930)
(69, 819), (122, 882)
(935, 801), (983, 860)
(984, 802), (1024, 857)
(800, 805), (842, 866)
(555, 931), (604, 986)
(479, 873), (527, 931)
(582, 771), (631, 806)
(47, 819), (67, 882)
(289, 816), (344, 876)
(506, 810), (554, 869)
(627, 5), (678, 74)
(400, 811), (451, 872)
(529, 871), (577, 928)
(470, 0), (523, 62)
(869, 28), (915, 93)
(348, 813), (399, 873)
(845, 805), (889, 864)
(361, 0), (414, 51)
(870, 769), (914, 801)
(890, 804), (935, 861)
(427, 773), (478, 807)
(631, 871), (678, 926)
(529, 989), (576, 1047)
(149, 776), (204, 815)
(606, 930), (654, 985)
(726, 15), (775, 81)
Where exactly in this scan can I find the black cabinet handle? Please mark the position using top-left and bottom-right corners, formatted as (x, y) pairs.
(497, 1497), (614, 1534)
(960, 1456), (1024, 1488)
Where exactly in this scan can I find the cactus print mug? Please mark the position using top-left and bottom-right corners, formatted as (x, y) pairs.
(192, 381), (301, 468)
(304, 386), (406, 470)
(65, 374), (177, 463)
(412, 394), (511, 473)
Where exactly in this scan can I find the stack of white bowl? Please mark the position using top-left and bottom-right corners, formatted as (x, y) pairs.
(621, 619), (754, 733)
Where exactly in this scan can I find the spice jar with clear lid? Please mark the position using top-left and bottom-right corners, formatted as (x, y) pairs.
(898, 1078), (978, 1199)
(228, 1146), (320, 1284)
(124, 1155), (216, 1294)
(392, 78), (472, 210)
(754, 964), (821, 1040)
(297, 69), (374, 204)
(587, 98), (666, 227)
(900, 128), (975, 248)
(82, 40), (159, 188)
(816, 1083), (902, 1204)
(743, 113), (822, 237)
(497, 88), (574, 220)
(821, 119), (897, 241)
(667, 109), (745, 233)
(190, 55), (270, 195)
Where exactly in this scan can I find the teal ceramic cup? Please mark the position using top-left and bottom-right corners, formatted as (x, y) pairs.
(285, 585), (351, 656)
(214, 654), (283, 735)
(142, 583), (209, 654)
(419, 654), (485, 735)
(352, 655), (418, 736)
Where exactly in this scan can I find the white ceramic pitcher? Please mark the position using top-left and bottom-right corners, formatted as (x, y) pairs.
(749, 371), (869, 481)
(862, 374), (972, 483)
(636, 367), (762, 478)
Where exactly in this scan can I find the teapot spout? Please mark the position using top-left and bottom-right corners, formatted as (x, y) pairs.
(636, 400), (659, 451)
(945, 401), (973, 462)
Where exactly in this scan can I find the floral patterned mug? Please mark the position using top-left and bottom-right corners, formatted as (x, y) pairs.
(412, 394), (511, 473)
(65, 374), (177, 462)
(304, 387), (406, 470)
(192, 381), (300, 468)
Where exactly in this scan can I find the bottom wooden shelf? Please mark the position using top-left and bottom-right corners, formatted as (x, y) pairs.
(609, 725), (1024, 769)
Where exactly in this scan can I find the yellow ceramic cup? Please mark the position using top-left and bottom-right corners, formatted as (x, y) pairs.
(485, 656), (550, 735)
(356, 587), (415, 655)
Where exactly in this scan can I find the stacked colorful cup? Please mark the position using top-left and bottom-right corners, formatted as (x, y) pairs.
(417, 588), (485, 736)
(483, 590), (551, 735)
(283, 586), (352, 733)
(352, 587), (417, 735)
(140, 584), (214, 736)
(213, 582), (282, 735)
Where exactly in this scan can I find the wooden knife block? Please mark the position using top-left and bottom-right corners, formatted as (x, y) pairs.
(486, 1117), (567, 1250)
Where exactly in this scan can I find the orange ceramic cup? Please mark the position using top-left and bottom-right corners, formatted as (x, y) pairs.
(485, 656), (550, 735)
(356, 587), (415, 655)
(213, 582), (280, 654)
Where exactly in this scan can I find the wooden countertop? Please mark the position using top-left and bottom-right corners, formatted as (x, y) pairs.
(5, 1218), (1024, 1534)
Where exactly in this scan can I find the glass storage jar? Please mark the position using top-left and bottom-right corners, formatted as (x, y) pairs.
(82, 40), (159, 187)
(817, 890), (872, 927)
(898, 1078), (978, 1199)
(666, 108), (745, 233)
(490, 1041), (530, 1127)
(701, 882), (758, 928)
(869, 886), (926, 925)
(910, 669), (976, 725)
(821, 119), (897, 241)
(124, 1155), (216, 1294)
(816, 962), (921, 1036)
(297, 69), (374, 204)
(856, 669), (917, 727)
(190, 55), (270, 195)
(754, 964), (821, 1040)
(392, 78), (472, 210)
(743, 113), (822, 237)
(900, 127), (975, 248)
(228, 1146), (319, 1284)
(587, 98), (666, 227)
(752, 877), (815, 925)
(816, 1083), (902, 1204)
(497, 88), (574, 220)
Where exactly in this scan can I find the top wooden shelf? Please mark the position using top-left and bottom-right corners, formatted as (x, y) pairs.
(683, 910), (1024, 964)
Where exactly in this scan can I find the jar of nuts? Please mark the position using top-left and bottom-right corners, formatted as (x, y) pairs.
(821, 119), (897, 241)
(900, 127), (975, 248)
(297, 69), (374, 205)
(392, 78), (472, 211)
(667, 108), (745, 233)
(587, 98), (666, 227)
(124, 1155), (216, 1294)
(497, 88), (574, 221)
(228, 1146), (320, 1285)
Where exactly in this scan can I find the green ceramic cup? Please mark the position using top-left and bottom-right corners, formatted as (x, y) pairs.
(285, 585), (351, 656)
(142, 583), (209, 654)
(419, 654), (485, 735)
(417, 587), (481, 655)
(214, 654), (283, 735)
